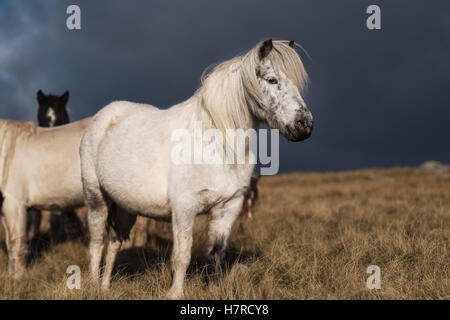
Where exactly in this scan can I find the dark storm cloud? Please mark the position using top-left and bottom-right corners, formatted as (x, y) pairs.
(0, 0), (449, 172)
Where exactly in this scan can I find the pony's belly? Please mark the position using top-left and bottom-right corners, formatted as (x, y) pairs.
(21, 168), (84, 210)
(29, 192), (84, 211)
(114, 192), (171, 218)
(99, 171), (171, 218)
(138, 209), (172, 221)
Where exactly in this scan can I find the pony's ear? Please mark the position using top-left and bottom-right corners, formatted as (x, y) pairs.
(37, 90), (45, 104)
(288, 40), (295, 48)
(258, 38), (273, 60)
(60, 90), (69, 104)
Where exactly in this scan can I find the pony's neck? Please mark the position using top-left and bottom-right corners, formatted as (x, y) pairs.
(189, 97), (259, 166)
(196, 102), (258, 131)
(194, 56), (258, 134)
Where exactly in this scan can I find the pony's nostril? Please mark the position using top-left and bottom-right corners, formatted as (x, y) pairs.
(297, 119), (306, 127)
(297, 116), (313, 129)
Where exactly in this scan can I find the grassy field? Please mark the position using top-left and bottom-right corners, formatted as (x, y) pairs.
(0, 167), (449, 299)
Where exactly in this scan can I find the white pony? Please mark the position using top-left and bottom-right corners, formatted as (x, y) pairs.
(80, 39), (314, 298)
(0, 117), (91, 276)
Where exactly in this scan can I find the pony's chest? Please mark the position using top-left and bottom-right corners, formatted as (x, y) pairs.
(170, 165), (251, 205)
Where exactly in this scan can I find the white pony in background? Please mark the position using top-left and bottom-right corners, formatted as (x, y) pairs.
(0, 117), (91, 276)
(80, 39), (314, 298)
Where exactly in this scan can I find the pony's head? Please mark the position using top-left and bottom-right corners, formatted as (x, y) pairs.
(242, 39), (313, 141)
(36, 90), (70, 127)
(199, 39), (313, 142)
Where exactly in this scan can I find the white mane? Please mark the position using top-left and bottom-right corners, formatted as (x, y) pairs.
(196, 40), (309, 135)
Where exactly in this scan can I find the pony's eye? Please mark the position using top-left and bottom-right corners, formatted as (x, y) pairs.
(267, 78), (278, 84)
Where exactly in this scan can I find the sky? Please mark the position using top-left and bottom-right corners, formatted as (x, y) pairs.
(0, 0), (449, 173)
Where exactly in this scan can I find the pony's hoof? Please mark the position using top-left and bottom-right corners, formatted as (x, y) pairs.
(10, 267), (26, 279)
(101, 282), (111, 291)
(166, 288), (184, 300)
(234, 263), (249, 272)
(12, 272), (25, 280)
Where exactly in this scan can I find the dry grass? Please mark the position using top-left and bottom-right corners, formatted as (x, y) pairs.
(0, 167), (449, 299)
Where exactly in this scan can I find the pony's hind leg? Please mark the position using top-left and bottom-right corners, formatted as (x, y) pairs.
(101, 233), (121, 290)
(0, 215), (11, 259)
(101, 205), (136, 289)
(83, 180), (108, 285)
(50, 212), (65, 245)
(1, 197), (27, 277)
(26, 208), (42, 241)
(121, 215), (148, 249)
(63, 210), (84, 241)
(206, 195), (244, 280)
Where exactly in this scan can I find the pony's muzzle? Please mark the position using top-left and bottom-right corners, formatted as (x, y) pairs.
(292, 111), (314, 141)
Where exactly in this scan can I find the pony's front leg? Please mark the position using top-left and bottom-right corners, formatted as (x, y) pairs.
(206, 195), (244, 280)
(167, 205), (196, 299)
(1, 197), (27, 278)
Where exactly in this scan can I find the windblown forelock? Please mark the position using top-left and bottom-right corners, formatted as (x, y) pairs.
(241, 40), (309, 109)
(270, 40), (309, 91)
